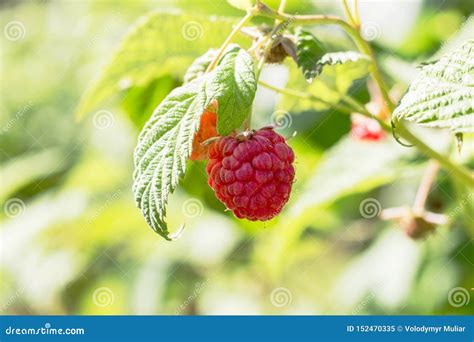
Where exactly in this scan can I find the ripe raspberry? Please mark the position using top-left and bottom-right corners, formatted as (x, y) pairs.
(351, 114), (385, 141)
(206, 127), (295, 221)
(190, 101), (218, 161)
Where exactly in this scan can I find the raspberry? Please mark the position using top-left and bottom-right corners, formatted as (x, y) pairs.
(190, 101), (218, 161)
(206, 127), (295, 221)
(351, 114), (385, 141)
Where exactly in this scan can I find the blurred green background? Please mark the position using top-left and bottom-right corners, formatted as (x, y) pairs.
(1, 0), (473, 315)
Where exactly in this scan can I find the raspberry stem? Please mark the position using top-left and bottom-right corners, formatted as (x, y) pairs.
(341, 0), (356, 27)
(258, 80), (357, 115)
(255, 2), (395, 112)
(413, 160), (440, 214)
(259, 80), (473, 188)
(206, 11), (255, 73)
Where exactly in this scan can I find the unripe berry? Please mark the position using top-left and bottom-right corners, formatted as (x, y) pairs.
(190, 101), (218, 161)
(351, 114), (385, 141)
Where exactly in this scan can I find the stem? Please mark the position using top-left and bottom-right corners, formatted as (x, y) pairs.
(352, 0), (361, 27)
(255, 32), (274, 79)
(340, 95), (392, 131)
(253, 2), (472, 187)
(206, 11), (255, 73)
(395, 124), (474, 187)
(256, 0), (287, 79)
(277, 0), (287, 14)
(342, 0), (356, 26)
(258, 80), (355, 114)
(255, 4), (395, 111)
(261, 79), (474, 188)
(413, 160), (440, 213)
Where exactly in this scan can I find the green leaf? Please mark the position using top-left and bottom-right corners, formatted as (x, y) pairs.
(183, 49), (217, 84)
(279, 52), (370, 112)
(121, 75), (180, 129)
(295, 28), (326, 83)
(133, 80), (212, 240)
(133, 46), (256, 239)
(210, 45), (257, 135)
(393, 39), (474, 133)
(75, 13), (242, 119)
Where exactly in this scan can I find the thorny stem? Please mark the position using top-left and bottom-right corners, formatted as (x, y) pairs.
(413, 160), (440, 213)
(206, 11), (255, 73)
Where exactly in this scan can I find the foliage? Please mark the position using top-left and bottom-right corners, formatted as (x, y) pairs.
(133, 46), (256, 238)
(393, 39), (474, 134)
(1, 0), (473, 317)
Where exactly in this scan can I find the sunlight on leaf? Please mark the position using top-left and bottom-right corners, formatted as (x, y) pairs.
(393, 39), (474, 133)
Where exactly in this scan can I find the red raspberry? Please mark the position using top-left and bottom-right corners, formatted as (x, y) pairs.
(190, 101), (218, 161)
(206, 127), (295, 221)
(351, 114), (385, 141)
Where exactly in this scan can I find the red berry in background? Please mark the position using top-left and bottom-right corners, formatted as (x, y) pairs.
(206, 127), (295, 221)
(351, 113), (385, 141)
(190, 101), (218, 161)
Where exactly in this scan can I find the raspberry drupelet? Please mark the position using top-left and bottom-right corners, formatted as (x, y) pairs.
(206, 127), (295, 221)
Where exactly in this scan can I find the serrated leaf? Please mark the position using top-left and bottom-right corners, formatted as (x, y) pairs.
(279, 52), (370, 112)
(393, 39), (474, 133)
(210, 46), (257, 135)
(75, 13), (242, 119)
(133, 46), (256, 239)
(183, 49), (217, 84)
(295, 28), (326, 83)
(133, 79), (212, 240)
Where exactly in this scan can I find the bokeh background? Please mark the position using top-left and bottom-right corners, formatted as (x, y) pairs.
(1, 0), (473, 315)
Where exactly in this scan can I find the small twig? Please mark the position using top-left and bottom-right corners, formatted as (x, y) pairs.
(413, 160), (440, 214)
(258, 80), (355, 114)
(352, 0), (361, 27)
(342, 0), (356, 27)
(206, 11), (255, 73)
